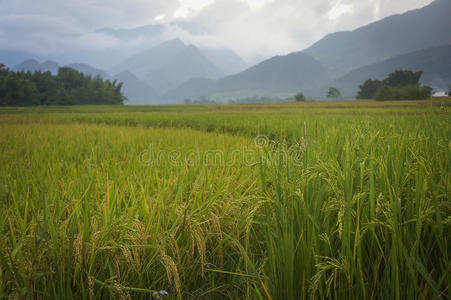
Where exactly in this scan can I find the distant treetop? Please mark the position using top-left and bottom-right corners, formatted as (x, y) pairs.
(295, 92), (306, 102)
(357, 69), (431, 101)
(327, 87), (342, 98)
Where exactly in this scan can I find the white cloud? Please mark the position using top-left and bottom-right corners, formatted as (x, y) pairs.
(175, 0), (434, 60)
(0, 0), (436, 64)
(244, 0), (275, 9)
(328, 4), (354, 20)
(154, 15), (166, 21)
(174, 0), (215, 18)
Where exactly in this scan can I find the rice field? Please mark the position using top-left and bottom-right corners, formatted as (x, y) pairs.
(0, 100), (450, 299)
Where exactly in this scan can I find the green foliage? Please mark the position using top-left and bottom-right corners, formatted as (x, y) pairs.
(295, 92), (306, 102)
(357, 79), (383, 99)
(327, 87), (342, 98)
(382, 69), (423, 87)
(358, 70), (431, 101)
(0, 71), (39, 106)
(0, 68), (125, 106)
(374, 84), (432, 101)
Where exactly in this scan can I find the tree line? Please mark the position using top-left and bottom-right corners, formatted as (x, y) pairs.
(294, 70), (435, 102)
(357, 70), (432, 100)
(0, 66), (125, 106)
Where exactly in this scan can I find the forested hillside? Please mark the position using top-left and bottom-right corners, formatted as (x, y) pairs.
(333, 45), (451, 97)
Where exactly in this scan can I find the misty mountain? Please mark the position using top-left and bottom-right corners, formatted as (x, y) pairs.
(111, 39), (228, 94)
(13, 59), (59, 75)
(114, 71), (161, 105)
(201, 47), (249, 75)
(165, 78), (216, 102)
(14, 60), (113, 79)
(332, 45), (451, 97)
(165, 52), (326, 102)
(145, 45), (225, 93)
(110, 38), (247, 79)
(167, 0), (451, 102)
(303, 0), (451, 77)
(0, 51), (41, 69)
(110, 39), (188, 79)
(66, 63), (111, 80)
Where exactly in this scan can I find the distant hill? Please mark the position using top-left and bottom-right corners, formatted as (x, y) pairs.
(110, 39), (189, 79)
(165, 78), (216, 102)
(110, 39), (249, 94)
(303, 0), (451, 77)
(114, 71), (161, 105)
(167, 0), (451, 102)
(200, 47), (249, 75)
(14, 59), (59, 75)
(0, 51), (40, 69)
(165, 52), (326, 102)
(145, 45), (224, 93)
(66, 63), (111, 80)
(13, 60), (111, 79)
(333, 45), (451, 98)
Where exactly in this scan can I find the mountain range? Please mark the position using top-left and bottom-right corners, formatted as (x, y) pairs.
(167, 0), (451, 101)
(4, 0), (451, 104)
(303, 0), (451, 77)
(14, 60), (59, 75)
(110, 39), (248, 94)
(165, 52), (326, 102)
(333, 45), (451, 98)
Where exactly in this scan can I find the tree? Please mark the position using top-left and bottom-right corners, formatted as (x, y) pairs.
(357, 70), (429, 101)
(327, 87), (341, 98)
(382, 70), (422, 87)
(374, 84), (431, 101)
(30, 71), (58, 105)
(357, 79), (382, 99)
(0, 74), (38, 106)
(0, 67), (125, 106)
(295, 92), (306, 102)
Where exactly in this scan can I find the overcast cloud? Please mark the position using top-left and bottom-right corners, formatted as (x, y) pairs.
(0, 0), (435, 64)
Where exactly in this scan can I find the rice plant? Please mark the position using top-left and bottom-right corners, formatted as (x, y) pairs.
(0, 102), (449, 299)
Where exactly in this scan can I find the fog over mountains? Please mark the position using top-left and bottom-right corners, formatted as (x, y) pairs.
(2, 0), (451, 104)
(169, 0), (451, 101)
(109, 39), (247, 95)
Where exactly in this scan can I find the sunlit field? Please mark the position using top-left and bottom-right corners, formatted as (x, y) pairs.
(1, 100), (450, 299)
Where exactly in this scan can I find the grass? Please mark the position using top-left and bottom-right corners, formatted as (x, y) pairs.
(0, 101), (450, 299)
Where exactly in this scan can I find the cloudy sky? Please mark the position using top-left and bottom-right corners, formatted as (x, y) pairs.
(0, 0), (435, 64)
